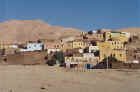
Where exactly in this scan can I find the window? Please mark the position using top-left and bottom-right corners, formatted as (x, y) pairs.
(104, 54), (106, 58)
(111, 54), (113, 57)
(113, 54), (115, 57)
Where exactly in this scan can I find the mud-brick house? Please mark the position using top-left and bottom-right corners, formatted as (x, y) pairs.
(0, 43), (19, 55)
(44, 42), (60, 50)
(0, 43), (18, 49)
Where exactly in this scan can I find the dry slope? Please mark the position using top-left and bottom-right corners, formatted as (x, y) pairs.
(0, 20), (82, 43)
(115, 27), (140, 35)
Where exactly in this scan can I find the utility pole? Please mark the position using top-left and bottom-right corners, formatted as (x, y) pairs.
(107, 56), (108, 70)
(105, 54), (109, 70)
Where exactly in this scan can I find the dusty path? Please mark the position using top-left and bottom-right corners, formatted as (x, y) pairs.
(0, 65), (140, 92)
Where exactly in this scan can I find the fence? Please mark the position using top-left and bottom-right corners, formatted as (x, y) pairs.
(65, 63), (96, 72)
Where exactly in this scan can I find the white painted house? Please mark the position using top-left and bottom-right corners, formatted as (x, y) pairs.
(20, 43), (44, 52)
(89, 46), (99, 53)
(9, 45), (18, 49)
(79, 49), (84, 53)
(83, 53), (94, 57)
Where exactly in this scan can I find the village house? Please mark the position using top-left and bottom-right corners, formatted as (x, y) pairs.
(95, 40), (127, 63)
(19, 42), (44, 52)
(79, 49), (84, 53)
(83, 53), (94, 57)
(59, 42), (73, 52)
(108, 41), (124, 50)
(97, 40), (124, 50)
(81, 32), (87, 36)
(88, 45), (99, 53)
(60, 36), (76, 44)
(71, 40), (90, 49)
(0, 42), (20, 55)
(99, 49), (126, 63)
(86, 33), (104, 41)
(3, 48), (19, 55)
(97, 29), (112, 33)
(65, 53), (99, 65)
(65, 48), (99, 65)
(44, 41), (60, 50)
(0, 43), (18, 49)
(104, 32), (130, 42)
(96, 41), (111, 50)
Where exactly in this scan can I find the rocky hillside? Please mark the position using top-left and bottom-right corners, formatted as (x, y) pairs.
(0, 20), (82, 43)
(115, 27), (140, 36)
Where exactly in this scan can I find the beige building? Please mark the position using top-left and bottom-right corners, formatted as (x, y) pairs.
(86, 33), (104, 41)
(59, 42), (73, 52)
(71, 40), (90, 49)
(65, 56), (99, 64)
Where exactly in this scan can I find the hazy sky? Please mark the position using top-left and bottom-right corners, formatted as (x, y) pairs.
(0, 0), (139, 31)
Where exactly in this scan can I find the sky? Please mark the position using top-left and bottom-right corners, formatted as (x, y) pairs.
(0, 0), (139, 31)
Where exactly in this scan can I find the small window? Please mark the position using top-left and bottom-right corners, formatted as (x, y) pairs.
(104, 54), (106, 58)
(113, 54), (115, 57)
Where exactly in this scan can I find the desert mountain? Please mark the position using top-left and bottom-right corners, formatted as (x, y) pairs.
(114, 27), (140, 35)
(0, 20), (82, 44)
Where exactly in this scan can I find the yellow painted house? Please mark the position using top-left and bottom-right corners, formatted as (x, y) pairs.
(99, 49), (126, 63)
(97, 41), (124, 50)
(96, 34), (104, 41)
(104, 32), (130, 42)
(97, 41), (126, 63)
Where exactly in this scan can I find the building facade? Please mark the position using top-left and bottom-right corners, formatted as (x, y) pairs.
(20, 42), (44, 52)
(72, 40), (90, 49)
(99, 49), (126, 63)
(104, 32), (130, 42)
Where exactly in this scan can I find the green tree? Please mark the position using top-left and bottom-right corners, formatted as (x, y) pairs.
(47, 59), (56, 66)
(53, 51), (65, 65)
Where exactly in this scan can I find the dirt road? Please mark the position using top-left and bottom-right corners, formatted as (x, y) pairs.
(0, 65), (140, 92)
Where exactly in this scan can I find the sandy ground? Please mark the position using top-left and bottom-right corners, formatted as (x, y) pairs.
(0, 65), (140, 92)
